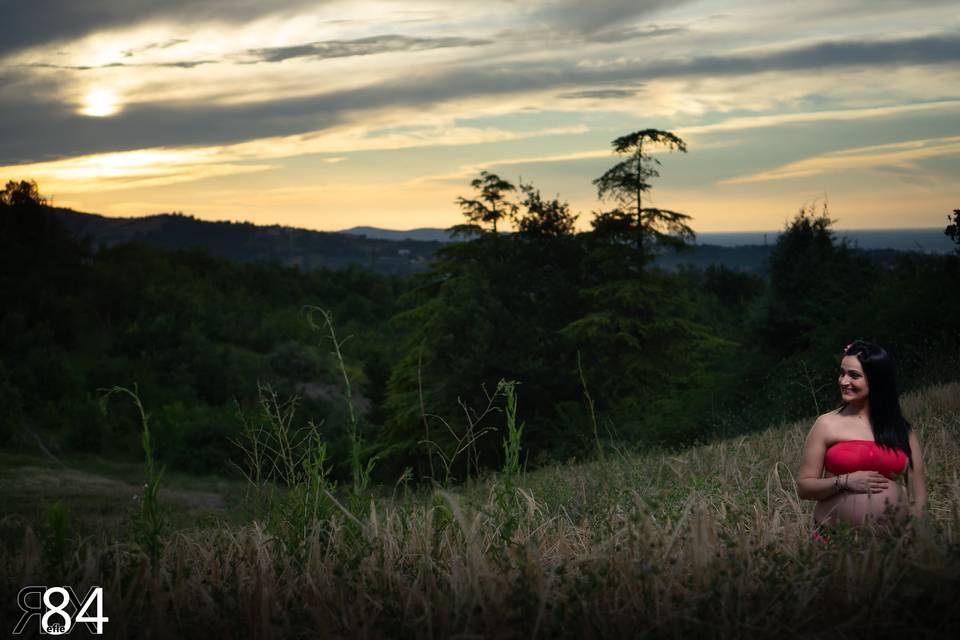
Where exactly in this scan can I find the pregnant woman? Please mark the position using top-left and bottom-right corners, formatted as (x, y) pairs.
(797, 340), (927, 541)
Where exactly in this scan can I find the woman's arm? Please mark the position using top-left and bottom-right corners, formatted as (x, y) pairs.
(909, 430), (927, 516)
(796, 418), (836, 500)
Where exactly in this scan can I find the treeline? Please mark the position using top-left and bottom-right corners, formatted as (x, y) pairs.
(1, 138), (958, 483)
(0, 180), (407, 475)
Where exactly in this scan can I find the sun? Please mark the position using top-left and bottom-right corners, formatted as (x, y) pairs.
(80, 89), (121, 117)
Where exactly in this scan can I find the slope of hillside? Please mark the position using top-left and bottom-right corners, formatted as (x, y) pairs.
(50, 208), (442, 275)
(2, 382), (958, 637)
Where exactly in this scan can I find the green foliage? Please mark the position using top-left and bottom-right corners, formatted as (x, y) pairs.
(384, 156), (729, 473)
(515, 182), (577, 237)
(760, 201), (871, 356)
(267, 340), (325, 380)
(155, 402), (241, 474)
(1, 186), (404, 478)
(3, 172), (958, 491)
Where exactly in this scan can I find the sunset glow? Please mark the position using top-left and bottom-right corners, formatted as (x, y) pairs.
(2, 1), (958, 232)
(80, 88), (120, 117)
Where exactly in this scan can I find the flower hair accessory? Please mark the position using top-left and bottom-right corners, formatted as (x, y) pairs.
(843, 339), (864, 354)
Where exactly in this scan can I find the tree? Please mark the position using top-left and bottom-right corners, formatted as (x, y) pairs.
(1, 179), (46, 207)
(592, 129), (692, 263)
(514, 182), (577, 238)
(946, 209), (960, 253)
(451, 171), (517, 237)
(760, 202), (870, 355)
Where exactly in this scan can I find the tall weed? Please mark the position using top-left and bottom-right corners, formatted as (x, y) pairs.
(232, 383), (332, 557)
(305, 306), (376, 515)
(100, 384), (166, 566)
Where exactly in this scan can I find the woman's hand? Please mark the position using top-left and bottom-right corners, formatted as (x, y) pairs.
(844, 471), (889, 494)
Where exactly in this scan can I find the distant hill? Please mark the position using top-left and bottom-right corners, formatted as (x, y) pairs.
(50, 209), (442, 275)
(338, 226), (456, 243)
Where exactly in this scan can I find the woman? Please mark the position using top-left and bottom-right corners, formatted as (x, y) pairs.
(797, 340), (927, 540)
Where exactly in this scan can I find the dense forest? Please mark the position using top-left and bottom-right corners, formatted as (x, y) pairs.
(2, 132), (958, 486)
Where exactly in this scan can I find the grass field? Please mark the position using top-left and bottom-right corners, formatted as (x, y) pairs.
(1, 382), (959, 638)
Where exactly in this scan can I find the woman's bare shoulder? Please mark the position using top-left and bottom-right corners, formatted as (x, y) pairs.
(816, 408), (843, 424)
(809, 409), (842, 436)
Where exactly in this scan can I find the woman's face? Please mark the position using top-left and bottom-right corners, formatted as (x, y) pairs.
(839, 355), (869, 404)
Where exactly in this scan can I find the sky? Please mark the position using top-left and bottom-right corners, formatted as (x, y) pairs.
(1, 0), (959, 233)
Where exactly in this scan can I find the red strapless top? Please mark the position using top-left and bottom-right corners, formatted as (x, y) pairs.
(824, 440), (908, 477)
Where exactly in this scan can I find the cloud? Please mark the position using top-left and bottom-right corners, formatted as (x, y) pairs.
(558, 88), (639, 99)
(4, 32), (960, 164)
(534, 0), (686, 36)
(677, 100), (960, 135)
(675, 32), (960, 76)
(23, 33), (488, 71)
(242, 35), (491, 64)
(0, 0), (326, 58)
(0, 124), (590, 193)
(122, 39), (188, 58)
(28, 60), (217, 71)
(0, 147), (278, 193)
(719, 135), (960, 184)
(582, 24), (688, 44)
(405, 149), (612, 187)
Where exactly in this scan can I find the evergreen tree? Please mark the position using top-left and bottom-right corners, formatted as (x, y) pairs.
(451, 171), (517, 238)
(592, 129), (692, 265)
(382, 174), (587, 476)
(760, 202), (871, 355)
(514, 183), (577, 238)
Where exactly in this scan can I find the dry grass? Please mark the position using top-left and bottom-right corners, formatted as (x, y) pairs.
(2, 382), (959, 639)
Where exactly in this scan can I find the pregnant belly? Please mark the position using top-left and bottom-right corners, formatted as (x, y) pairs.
(814, 482), (905, 526)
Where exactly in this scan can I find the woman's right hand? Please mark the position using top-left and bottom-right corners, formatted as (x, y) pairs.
(845, 471), (890, 493)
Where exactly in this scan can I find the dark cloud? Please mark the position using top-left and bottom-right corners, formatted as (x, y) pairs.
(663, 32), (960, 76)
(0, 0), (325, 58)
(584, 25), (687, 43)
(22, 34), (488, 72)
(558, 89), (638, 99)
(3, 32), (959, 164)
(0, 95), (337, 164)
(243, 35), (491, 64)
(28, 60), (216, 71)
(535, 0), (684, 36)
(122, 39), (189, 58)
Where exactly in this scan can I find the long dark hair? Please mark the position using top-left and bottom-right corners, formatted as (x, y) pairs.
(842, 340), (913, 466)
